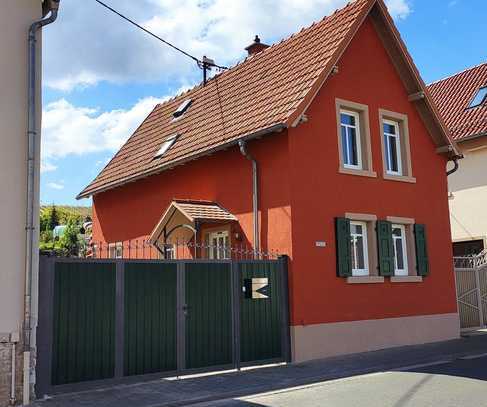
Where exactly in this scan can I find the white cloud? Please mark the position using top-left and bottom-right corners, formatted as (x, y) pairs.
(41, 161), (57, 173)
(41, 95), (168, 159)
(44, 0), (412, 91)
(47, 182), (65, 190)
(385, 0), (411, 19)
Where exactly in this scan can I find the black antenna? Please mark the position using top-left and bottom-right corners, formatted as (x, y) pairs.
(200, 56), (215, 86)
(94, 0), (228, 84)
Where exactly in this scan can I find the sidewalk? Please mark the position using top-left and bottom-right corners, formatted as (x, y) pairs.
(33, 332), (487, 407)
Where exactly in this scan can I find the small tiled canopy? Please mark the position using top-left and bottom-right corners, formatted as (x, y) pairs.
(148, 200), (237, 244)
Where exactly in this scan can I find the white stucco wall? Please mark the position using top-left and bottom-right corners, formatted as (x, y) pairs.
(0, 0), (42, 338)
(448, 137), (487, 245)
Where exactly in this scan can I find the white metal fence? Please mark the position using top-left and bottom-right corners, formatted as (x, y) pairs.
(454, 250), (487, 330)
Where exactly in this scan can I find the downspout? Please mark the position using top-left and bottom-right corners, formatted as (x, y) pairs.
(238, 140), (260, 255)
(446, 155), (461, 176)
(24, 1), (60, 405)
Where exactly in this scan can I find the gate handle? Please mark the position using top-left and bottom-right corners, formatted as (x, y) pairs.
(182, 304), (191, 316)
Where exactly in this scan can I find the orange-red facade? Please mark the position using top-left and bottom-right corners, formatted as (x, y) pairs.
(92, 17), (458, 328)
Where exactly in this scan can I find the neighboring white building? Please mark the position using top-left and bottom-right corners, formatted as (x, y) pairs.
(0, 1), (59, 405)
(428, 63), (487, 256)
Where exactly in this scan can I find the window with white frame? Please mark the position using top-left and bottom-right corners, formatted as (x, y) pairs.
(392, 224), (408, 276)
(350, 221), (369, 276)
(163, 243), (175, 260)
(340, 110), (362, 170)
(383, 119), (402, 175)
(109, 242), (123, 259)
(208, 231), (230, 260)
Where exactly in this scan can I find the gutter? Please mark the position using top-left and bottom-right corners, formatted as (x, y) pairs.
(24, 1), (60, 404)
(77, 123), (287, 199)
(238, 140), (260, 255)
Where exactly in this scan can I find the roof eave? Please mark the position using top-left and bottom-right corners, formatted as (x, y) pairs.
(371, 0), (460, 158)
(77, 122), (287, 199)
(285, 0), (376, 128)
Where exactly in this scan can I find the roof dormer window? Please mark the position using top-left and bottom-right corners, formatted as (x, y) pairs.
(154, 134), (178, 158)
(468, 86), (487, 109)
(173, 99), (192, 119)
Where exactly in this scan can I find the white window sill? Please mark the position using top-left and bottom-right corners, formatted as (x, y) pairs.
(383, 174), (417, 183)
(347, 276), (384, 284)
(390, 276), (423, 283)
(339, 167), (377, 178)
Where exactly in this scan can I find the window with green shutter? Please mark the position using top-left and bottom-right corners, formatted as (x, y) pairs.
(335, 217), (352, 277)
(377, 220), (394, 276)
(414, 224), (429, 276)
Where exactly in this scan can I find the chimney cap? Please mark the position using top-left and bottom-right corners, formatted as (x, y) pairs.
(245, 35), (269, 55)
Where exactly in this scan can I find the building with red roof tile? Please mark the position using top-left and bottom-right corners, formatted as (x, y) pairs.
(80, 0), (461, 361)
(428, 63), (487, 256)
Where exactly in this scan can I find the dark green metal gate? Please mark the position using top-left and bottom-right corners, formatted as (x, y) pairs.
(37, 257), (290, 396)
(185, 263), (233, 369)
(51, 262), (116, 385)
(239, 261), (284, 364)
(124, 263), (177, 376)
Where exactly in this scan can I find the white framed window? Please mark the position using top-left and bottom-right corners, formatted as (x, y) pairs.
(208, 231), (230, 260)
(392, 224), (408, 276)
(340, 110), (363, 170)
(383, 119), (402, 176)
(350, 221), (369, 276)
(164, 243), (175, 260)
(109, 242), (123, 259)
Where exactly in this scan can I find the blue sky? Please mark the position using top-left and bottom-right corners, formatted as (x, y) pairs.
(40, 0), (486, 206)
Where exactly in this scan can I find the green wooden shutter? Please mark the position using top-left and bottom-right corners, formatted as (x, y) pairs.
(414, 224), (429, 276)
(377, 220), (394, 276)
(335, 218), (352, 277)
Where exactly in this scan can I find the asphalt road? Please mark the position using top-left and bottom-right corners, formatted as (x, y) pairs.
(197, 355), (487, 407)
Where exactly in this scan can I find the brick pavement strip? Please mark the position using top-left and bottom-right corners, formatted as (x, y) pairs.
(32, 333), (487, 407)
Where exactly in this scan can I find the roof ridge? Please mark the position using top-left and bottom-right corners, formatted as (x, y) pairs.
(428, 61), (487, 87)
(154, 0), (365, 109)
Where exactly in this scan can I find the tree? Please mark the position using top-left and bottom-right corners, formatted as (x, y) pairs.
(47, 204), (60, 231)
(58, 219), (80, 256)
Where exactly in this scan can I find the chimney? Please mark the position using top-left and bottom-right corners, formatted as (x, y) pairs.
(245, 35), (269, 56)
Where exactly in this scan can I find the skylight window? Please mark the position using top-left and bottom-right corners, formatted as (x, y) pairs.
(468, 86), (487, 108)
(173, 99), (192, 119)
(154, 134), (178, 158)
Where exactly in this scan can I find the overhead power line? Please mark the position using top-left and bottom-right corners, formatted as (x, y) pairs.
(93, 0), (228, 74)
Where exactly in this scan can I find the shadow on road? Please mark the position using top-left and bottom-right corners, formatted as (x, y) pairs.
(399, 356), (487, 382)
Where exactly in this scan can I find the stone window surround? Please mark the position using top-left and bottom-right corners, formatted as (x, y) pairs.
(387, 216), (422, 283)
(344, 213), (383, 284)
(336, 98), (377, 178)
(342, 214), (423, 284)
(379, 109), (416, 183)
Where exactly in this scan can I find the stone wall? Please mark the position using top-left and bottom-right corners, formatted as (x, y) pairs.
(0, 335), (23, 407)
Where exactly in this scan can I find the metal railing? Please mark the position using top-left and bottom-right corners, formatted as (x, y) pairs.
(83, 239), (281, 261)
(453, 249), (487, 269)
(453, 249), (487, 330)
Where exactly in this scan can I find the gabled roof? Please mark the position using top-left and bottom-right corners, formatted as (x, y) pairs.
(148, 200), (237, 244)
(427, 63), (487, 142)
(78, 0), (455, 199)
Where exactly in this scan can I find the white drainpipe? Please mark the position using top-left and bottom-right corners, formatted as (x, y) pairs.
(23, 2), (60, 405)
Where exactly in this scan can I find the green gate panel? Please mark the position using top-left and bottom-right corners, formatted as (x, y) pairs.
(239, 261), (282, 363)
(185, 263), (232, 369)
(124, 263), (177, 376)
(52, 262), (116, 385)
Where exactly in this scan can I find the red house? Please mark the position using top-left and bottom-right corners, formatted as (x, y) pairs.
(79, 0), (461, 362)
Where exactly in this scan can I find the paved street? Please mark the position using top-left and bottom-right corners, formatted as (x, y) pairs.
(33, 334), (487, 407)
(197, 355), (487, 407)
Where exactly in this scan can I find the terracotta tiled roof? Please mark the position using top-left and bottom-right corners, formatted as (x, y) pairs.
(172, 200), (238, 222)
(78, 0), (374, 198)
(149, 200), (236, 243)
(428, 63), (487, 142)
